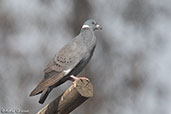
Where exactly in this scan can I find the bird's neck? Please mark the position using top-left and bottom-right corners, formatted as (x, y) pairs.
(80, 27), (94, 35)
(80, 28), (96, 50)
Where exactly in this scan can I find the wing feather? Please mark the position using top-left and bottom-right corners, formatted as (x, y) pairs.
(30, 38), (87, 96)
(30, 72), (64, 96)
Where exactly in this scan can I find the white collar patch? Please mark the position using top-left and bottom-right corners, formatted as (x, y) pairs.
(82, 24), (90, 29)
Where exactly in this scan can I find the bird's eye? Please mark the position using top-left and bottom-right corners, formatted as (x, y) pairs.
(92, 22), (95, 24)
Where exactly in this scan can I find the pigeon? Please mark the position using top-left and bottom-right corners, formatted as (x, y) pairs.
(29, 19), (102, 104)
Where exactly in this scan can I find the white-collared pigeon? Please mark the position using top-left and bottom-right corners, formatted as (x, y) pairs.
(29, 19), (102, 104)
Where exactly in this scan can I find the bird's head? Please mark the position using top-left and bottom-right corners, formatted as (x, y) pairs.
(82, 19), (102, 31)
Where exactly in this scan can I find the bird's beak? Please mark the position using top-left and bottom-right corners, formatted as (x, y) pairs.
(96, 24), (102, 30)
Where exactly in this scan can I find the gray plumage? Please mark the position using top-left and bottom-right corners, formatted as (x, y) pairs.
(29, 19), (102, 104)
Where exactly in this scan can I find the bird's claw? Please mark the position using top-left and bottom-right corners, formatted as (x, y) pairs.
(70, 75), (90, 82)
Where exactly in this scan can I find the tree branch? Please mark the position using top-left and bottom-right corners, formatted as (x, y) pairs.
(37, 79), (93, 114)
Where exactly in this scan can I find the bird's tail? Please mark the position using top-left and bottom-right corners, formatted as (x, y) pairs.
(39, 87), (52, 104)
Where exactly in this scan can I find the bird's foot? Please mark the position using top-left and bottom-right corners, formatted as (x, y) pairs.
(70, 75), (90, 82)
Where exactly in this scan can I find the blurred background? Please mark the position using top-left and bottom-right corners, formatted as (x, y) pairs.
(0, 0), (171, 114)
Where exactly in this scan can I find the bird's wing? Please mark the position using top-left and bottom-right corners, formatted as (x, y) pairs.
(30, 39), (87, 96)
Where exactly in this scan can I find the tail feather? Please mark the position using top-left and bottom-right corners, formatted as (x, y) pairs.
(29, 73), (65, 97)
(39, 87), (52, 104)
